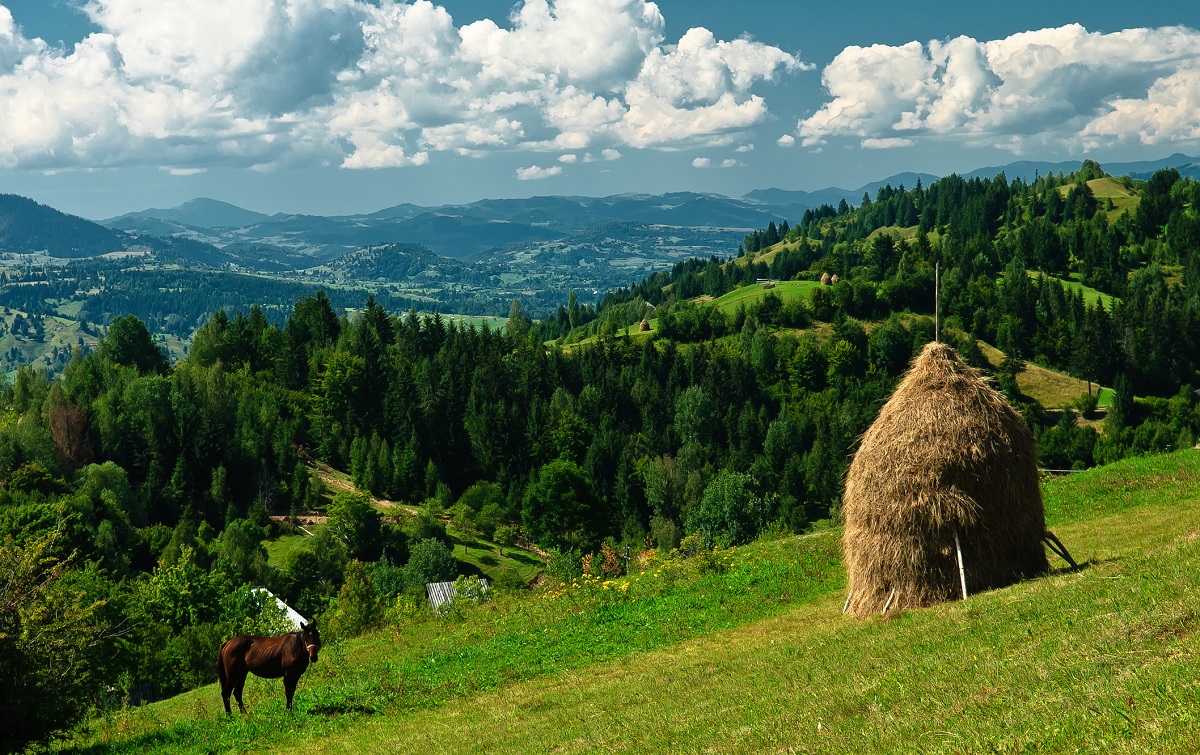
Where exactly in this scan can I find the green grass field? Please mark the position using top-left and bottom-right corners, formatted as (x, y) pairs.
(57, 448), (1200, 754)
(710, 280), (822, 314)
(443, 314), (508, 332)
(446, 526), (545, 585)
(264, 531), (316, 568)
(1025, 271), (1118, 309)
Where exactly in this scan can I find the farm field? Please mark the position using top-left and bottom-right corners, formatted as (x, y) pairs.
(58, 448), (1200, 754)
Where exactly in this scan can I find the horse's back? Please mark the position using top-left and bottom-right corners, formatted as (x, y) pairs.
(231, 634), (298, 679)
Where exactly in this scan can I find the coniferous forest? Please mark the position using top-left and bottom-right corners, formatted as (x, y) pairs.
(5, 162), (1200, 751)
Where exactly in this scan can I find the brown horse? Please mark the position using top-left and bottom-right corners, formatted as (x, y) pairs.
(217, 621), (321, 714)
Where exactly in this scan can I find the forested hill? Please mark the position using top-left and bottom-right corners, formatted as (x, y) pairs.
(0, 193), (132, 257)
(6, 159), (1200, 751)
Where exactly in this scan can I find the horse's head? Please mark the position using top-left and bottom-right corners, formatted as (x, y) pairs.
(300, 621), (321, 663)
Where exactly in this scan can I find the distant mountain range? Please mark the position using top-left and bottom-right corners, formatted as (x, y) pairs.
(0, 151), (1197, 347)
(97, 153), (1200, 264)
(4, 150), (1198, 277)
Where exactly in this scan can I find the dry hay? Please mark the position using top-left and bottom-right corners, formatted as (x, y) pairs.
(820, 272), (831, 286)
(841, 341), (1048, 617)
(830, 274), (840, 285)
(639, 319), (651, 332)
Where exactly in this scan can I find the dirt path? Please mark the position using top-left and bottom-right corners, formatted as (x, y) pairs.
(307, 459), (420, 516)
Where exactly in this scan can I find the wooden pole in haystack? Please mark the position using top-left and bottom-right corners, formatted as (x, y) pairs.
(955, 530), (968, 600)
(935, 261), (940, 343)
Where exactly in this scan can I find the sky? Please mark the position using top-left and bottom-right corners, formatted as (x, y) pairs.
(1, 1), (1199, 219)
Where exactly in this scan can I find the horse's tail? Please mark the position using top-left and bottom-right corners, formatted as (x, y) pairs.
(216, 640), (227, 687)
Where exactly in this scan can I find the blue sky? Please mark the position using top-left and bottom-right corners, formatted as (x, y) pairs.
(1, 1), (1198, 219)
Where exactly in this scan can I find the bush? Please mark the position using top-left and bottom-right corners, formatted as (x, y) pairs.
(543, 548), (582, 584)
(0, 532), (108, 752)
(1074, 391), (1100, 415)
(323, 559), (382, 641)
(492, 567), (528, 592)
(405, 537), (457, 590)
(649, 515), (681, 551)
(686, 471), (771, 548)
(371, 553), (407, 599)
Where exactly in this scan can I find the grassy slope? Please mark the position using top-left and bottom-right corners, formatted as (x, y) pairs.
(977, 341), (1113, 409)
(710, 280), (822, 314)
(60, 450), (1200, 754)
(1025, 271), (1118, 309)
(293, 452), (1200, 755)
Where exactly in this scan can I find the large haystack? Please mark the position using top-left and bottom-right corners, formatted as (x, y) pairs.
(842, 342), (1047, 617)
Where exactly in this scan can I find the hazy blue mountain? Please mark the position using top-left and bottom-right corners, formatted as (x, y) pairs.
(961, 153), (1200, 183)
(91, 151), (1200, 271)
(743, 172), (940, 215)
(104, 197), (271, 229)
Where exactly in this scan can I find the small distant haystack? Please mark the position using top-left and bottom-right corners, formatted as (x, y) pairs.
(841, 342), (1047, 617)
(820, 272), (831, 285)
(830, 274), (840, 285)
(638, 319), (651, 332)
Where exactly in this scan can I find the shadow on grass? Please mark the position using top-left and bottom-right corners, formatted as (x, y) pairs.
(61, 724), (203, 755)
(478, 555), (499, 567)
(1047, 557), (1107, 577)
(506, 551), (540, 565)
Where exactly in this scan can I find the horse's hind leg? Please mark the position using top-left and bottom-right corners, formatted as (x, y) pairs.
(218, 654), (234, 715)
(233, 674), (248, 714)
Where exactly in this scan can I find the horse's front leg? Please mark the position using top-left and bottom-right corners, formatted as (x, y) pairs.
(284, 677), (297, 712)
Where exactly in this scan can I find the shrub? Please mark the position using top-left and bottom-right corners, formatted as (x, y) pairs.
(323, 559), (382, 642)
(687, 471), (771, 548)
(649, 515), (681, 551)
(405, 537), (457, 590)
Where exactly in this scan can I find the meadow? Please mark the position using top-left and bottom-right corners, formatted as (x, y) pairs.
(55, 448), (1200, 754)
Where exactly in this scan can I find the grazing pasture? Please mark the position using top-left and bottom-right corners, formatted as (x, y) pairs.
(54, 450), (1200, 755)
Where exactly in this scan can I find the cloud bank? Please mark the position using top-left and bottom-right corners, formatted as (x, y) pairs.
(0, 0), (803, 172)
(796, 23), (1200, 153)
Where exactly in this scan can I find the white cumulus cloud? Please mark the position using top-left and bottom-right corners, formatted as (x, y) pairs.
(0, 0), (805, 172)
(691, 157), (711, 168)
(516, 164), (563, 180)
(795, 24), (1200, 152)
(862, 137), (914, 149)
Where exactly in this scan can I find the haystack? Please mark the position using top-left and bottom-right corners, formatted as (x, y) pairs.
(639, 319), (651, 332)
(820, 272), (831, 286)
(841, 342), (1047, 617)
(830, 274), (840, 285)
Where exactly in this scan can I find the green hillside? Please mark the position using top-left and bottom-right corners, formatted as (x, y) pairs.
(709, 280), (823, 313)
(57, 449), (1200, 754)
